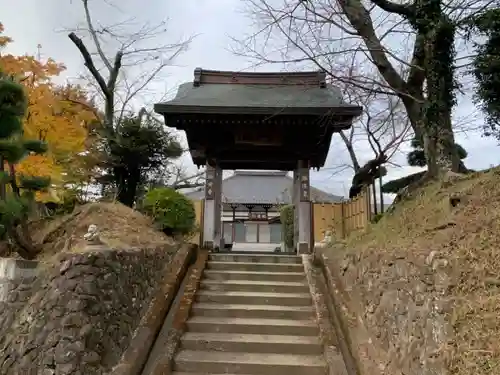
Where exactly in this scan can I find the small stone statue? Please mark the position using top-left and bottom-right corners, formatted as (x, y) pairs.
(83, 224), (102, 245)
(315, 230), (333, 249)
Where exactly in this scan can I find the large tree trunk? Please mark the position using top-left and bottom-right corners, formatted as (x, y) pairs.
(420, 12), (461, 177)
(10, 225), (42, 260)
(115, 166), (140, 207)
(7, 163), (42, 259)
(336, 0), (463, 177)
(422, 119), (460, 177)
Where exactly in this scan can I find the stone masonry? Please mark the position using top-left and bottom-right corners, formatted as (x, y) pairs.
(0, 258), (39, 344)
(0, 246), (177, 375)
(330, 249), (453, 375)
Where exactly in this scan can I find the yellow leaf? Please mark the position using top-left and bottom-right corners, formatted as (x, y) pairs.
(1, 23), (100, 201)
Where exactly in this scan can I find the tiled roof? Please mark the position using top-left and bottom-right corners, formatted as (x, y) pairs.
(156, 82), (348, 112)
(186, 170), (343, 204)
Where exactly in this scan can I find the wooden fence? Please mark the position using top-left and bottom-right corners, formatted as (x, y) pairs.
(312, 187), (371, 243)
(189, 186), (371, 246)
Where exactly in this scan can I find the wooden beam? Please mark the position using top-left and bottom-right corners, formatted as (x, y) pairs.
(193, 68), (326, 87)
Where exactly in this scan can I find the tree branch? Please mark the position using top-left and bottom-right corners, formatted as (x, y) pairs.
(81, 0), (112, 71)
(336, 0), (410, 95)
(68, 32), (110, 98)
(369, 0), (415, 17)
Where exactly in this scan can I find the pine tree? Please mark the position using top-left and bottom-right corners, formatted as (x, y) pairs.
(467, 9), (500, 139)
(0, 72), (50, 259)
(381, 136), (468, 194)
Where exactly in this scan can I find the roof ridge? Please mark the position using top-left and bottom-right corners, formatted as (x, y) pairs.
(233, 170), (288, 177)
(193, 68), (326, 87)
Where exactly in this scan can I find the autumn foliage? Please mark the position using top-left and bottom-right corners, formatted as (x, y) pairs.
(0, 23), (97, 202)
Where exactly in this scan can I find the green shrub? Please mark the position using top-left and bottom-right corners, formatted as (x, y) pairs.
(280, 204), (294, 250)
(371, 212), (384, 224)
(142, 187), (196, 236)
(50, 190), (84, 216)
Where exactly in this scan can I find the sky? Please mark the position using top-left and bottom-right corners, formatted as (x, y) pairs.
(1, 0), (498, 200)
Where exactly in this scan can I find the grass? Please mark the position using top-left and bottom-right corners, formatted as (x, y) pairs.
(326, 167), (500, 375)
(32, 202), (175, 261)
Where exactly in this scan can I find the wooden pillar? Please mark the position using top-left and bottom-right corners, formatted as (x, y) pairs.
(293, 169), (300, 250)
(203, 163), (223, 251)
(231, 205), (236, 244)
(294, 160), (311, 254)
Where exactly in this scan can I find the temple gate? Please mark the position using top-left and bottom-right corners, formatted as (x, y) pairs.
(155, 68), (362, 253)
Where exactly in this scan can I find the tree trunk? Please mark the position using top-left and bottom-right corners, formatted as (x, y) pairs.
(10, 224), (41, 260)
(339, 131), (361, 172)
(0, 156), (5, 200)
(379, 174), (384, 213)
(335, 0), (462, 177)
(420, 18), (461, 177)
(115, 166), (140, 207)
(5, 163), (42, 259)
(9, 163), (20, 197)
(371, 183), (378, 215)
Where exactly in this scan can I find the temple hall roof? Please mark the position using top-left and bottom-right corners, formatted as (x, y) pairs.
(186, 170), (344, 204)
(154, 69), (362, 116)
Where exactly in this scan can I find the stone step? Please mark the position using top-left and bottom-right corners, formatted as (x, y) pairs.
(203, 270), (306, 282)
(196, 290), (311, 306)
(186, 316), (319, 336)
(200, 279), (310, 293)
(180, 332), (323, 355)
(209, 253), (302, 264)
(190, 303), (315, 320)
(207, 261), (304, 273)
(173, 350), (327, 375)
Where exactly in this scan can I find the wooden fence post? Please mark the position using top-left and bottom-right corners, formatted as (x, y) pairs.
(365, 186), (372, 223)
(340, 201), (346, 239)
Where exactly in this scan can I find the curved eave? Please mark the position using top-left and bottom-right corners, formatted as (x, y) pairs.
(154, 103), (362, 118)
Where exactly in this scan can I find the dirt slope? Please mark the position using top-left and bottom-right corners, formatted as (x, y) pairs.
(32, 202), (175, 260)
(326, 167), (500, 375)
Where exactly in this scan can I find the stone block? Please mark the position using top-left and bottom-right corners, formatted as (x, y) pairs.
(0, 258), (39, 281)
(296, 242), (310, 255)
(0, 258), (39, 303)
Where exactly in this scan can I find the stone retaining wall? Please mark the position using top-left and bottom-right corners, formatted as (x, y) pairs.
(0, 246), (177, 375)
(322, 250), (451, 375)
(0, 258), (39, 342)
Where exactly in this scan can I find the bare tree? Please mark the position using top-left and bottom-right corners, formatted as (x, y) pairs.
(336, 73), (412, 212)
(68, 0), (194, 130)
(67, 0), (198, 205)
(236, 0), (490, 183)
(146, 164), (206, 191)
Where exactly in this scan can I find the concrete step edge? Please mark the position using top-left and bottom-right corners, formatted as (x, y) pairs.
(204, 270), (305, 276)
(181, 332), (322, 345)
(208, 255), (302, 263)
(207, 261), (303, 267)
(192, 303), (314, 311)
(197, 290), (311, 298)
(187, 316), (317, 326)
(201, 279), (308, 286)
(174, 350), (326, 367)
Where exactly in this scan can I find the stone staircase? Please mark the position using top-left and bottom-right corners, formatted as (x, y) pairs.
(172, 252), (327, 375)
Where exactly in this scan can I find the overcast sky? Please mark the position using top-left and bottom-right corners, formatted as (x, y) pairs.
(1, 0), (498, 199)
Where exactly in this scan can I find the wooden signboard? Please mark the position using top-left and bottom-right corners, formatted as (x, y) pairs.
(205, 167), (215, 200)
(300, 174), (310, 202)
(248, 212), (268, 221)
